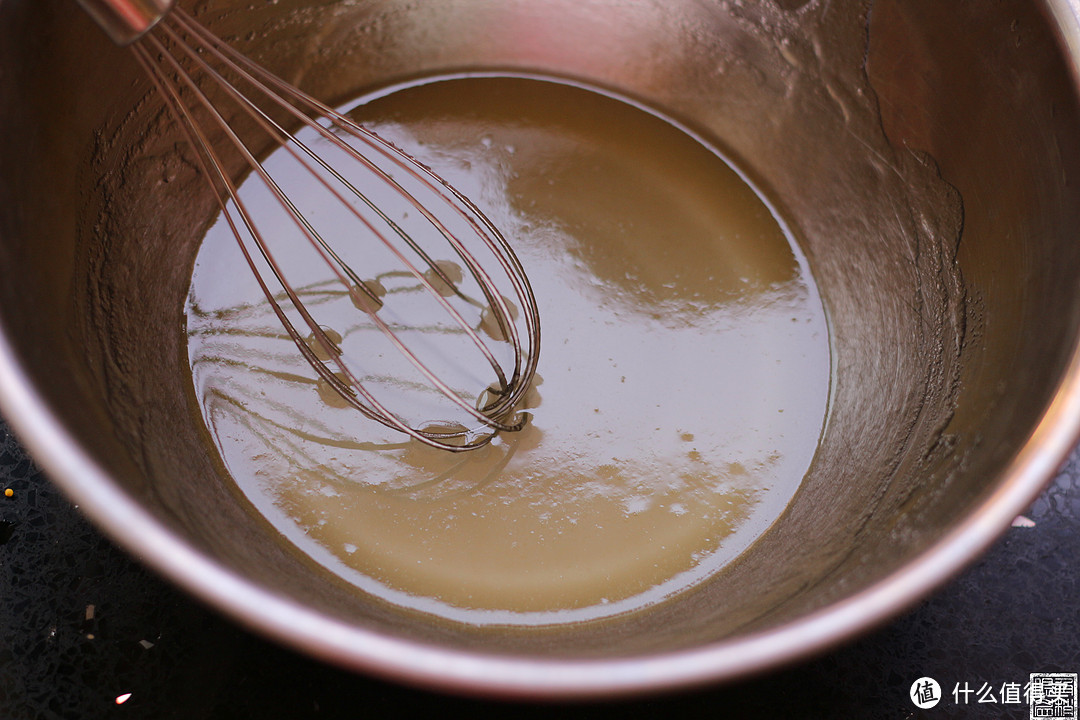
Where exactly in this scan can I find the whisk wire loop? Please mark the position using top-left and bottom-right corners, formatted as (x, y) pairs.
(129, 7), (540, 450)
(145, 20), (521, 430)
(166, 10), (535, 410)
(170, 12), (538, 400)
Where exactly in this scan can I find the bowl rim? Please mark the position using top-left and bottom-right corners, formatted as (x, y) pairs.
(4, 324), (1079, 699)
(2, 0), (1080, 698)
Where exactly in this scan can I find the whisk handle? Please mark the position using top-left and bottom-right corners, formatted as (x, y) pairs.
(75, 0), (176, 45)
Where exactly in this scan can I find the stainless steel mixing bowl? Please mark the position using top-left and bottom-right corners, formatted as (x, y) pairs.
(1, 0), (1079, 698)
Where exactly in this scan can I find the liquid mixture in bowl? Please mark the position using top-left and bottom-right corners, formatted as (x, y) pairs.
(185, 74), (831, 625)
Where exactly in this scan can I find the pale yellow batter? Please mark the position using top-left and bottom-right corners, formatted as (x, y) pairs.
(185, 74), (831, 625)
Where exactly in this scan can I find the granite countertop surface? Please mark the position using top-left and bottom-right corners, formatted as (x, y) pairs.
(1, 415), (1077, 719)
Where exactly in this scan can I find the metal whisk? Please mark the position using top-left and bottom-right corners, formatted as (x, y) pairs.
(76, 0), (540, 451)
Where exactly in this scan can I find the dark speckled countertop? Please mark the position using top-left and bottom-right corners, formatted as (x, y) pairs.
(1, 414), (1078, 719)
